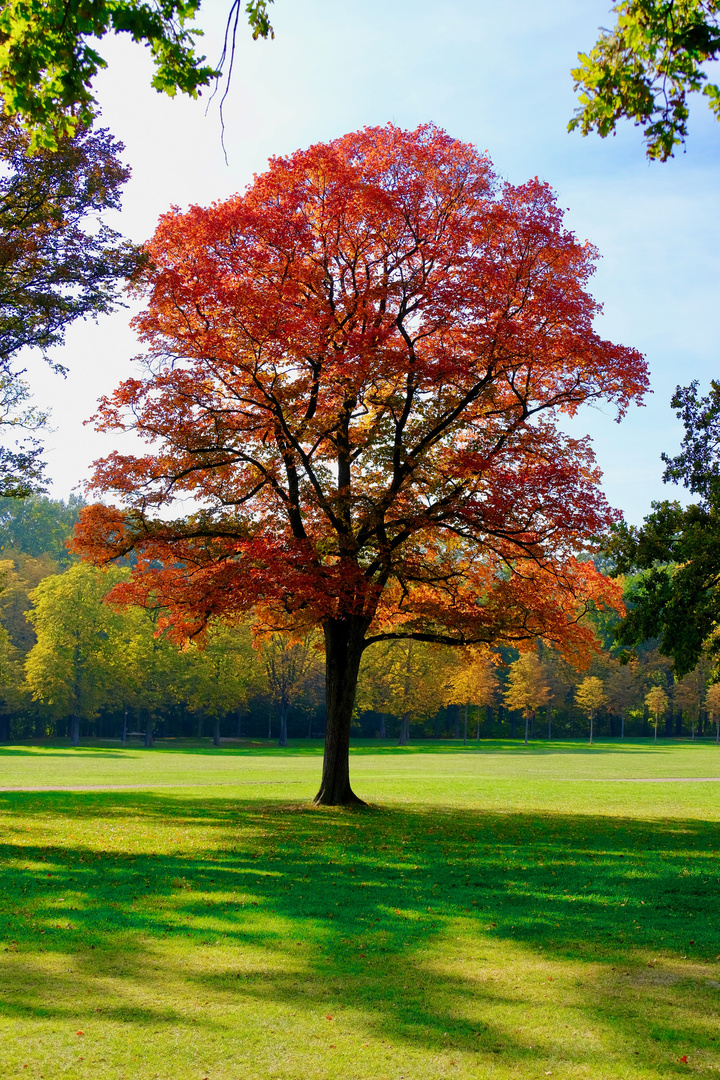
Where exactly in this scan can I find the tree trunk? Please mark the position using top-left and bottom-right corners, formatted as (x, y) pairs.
(524, 713), (529, 745)
(144, 710), (153, 748)
(122, 706), (128, 746)
(314, 616), (369, 806)
(463, 703), (468, 745)
(589, 713), (594, 746)
(398, 712), (410, 746)
(547, 712), (552, 741)
(70, 713), (80, 747)
(278, 704), (289, 747)
(654, 716), (658, 744)
(213, 716), (221, 747)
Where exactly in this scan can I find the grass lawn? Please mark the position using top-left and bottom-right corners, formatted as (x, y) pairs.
(0, 738), (719, 1079)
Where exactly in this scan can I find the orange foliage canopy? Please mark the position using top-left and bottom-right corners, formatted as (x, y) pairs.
(74, 124), (647, 665)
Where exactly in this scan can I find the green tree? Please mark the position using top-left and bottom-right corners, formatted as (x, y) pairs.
(25, 562), (129, 745)
(183, 620), (257, 746)
(645, 684), (669, 743)
(608, 382), (720, 676)
(0, 0), (274, 148)
(571, 0), (720, 160)
(0, 551), (59, 654)
(0, 494), (85, 564)
(261, 632), (324, 747)
(505, 652), (551, 746)
(575, 675), (608, 745)
(0, 110), (137, 494)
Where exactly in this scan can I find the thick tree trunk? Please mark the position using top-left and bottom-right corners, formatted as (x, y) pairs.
(314, 616), (369, 806)
(398, 712), (410, 746)
(213, 717), (221, 747)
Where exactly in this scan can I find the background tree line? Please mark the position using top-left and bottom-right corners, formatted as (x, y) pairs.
(0, 494), (717, 747)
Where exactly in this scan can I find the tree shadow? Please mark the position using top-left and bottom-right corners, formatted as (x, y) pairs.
(1, 791), (719, 1074)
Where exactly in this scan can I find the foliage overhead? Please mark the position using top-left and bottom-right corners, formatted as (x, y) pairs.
(0, 0), (275, 148)
(570, 0), (720, 160)
(0, 110), (138, 495)
(72, 124), (648, 801)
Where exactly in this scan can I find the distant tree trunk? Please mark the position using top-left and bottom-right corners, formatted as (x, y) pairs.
(121, 706), (128, 745)
(463, 703), (468, 745)
(643, 703), (650, 738)
(144, 710), (153, 748)
(675, 708), (682, 737)
(475, 706), (481, 740)
(313, 615), (369, 806)
(278, 703), (289, 747)
(398, 712), (410, 746)
(716, 719), (719, 744)
(589, 712), (594, 746)
(665, 708), (673, 737)
(70, 713), (80, 747)
(510, 707), (517, 739)
(524, 712), (529, 745)
(213, 716), (221, 747)
(267, 705), (272, 741)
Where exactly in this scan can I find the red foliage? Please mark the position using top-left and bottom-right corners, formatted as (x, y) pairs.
(74, 125), (647, 799)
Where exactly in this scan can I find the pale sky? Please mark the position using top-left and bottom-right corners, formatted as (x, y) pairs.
(23, 0), (720, 525)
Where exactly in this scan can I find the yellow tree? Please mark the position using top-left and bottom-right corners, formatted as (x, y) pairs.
(180, 620), (258, 746)
(260, 632), (324, 747)
(575, 676), (607, 746)
(445, 647), (499, 742)
(673, 663), (709, 741)
(645, 685), (669, 745)
(357, 639), (453, 745)
(505, 652), (551, 746)
(25, 563), (129, 745)
(705, 683), (720, 745)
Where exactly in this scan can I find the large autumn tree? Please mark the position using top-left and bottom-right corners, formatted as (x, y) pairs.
(73, 124), (648, 804)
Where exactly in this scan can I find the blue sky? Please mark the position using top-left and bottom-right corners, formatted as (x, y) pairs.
(25, 0), (720, 524)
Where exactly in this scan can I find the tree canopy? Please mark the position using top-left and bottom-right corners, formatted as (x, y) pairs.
(571, 0), (720, 160)
(0, 110), (137, 494)
(0, 0), (274, 148)
(607, 380), (720, 676)
(73, 123), (648, 803)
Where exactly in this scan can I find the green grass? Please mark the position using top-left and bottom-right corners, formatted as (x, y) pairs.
(1, 739), (719, 1079)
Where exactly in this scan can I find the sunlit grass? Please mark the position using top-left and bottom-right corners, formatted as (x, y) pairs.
(0, 740), (719, 1078)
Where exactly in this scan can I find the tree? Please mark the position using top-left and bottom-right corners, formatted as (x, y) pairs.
(603, 655), (640, 738)
(72, 123), (648, 805)
(608, 381), (720, 676)
(0, 110), (137, 494)
(504, 651), (551, 745)
(444, 647), (499, 741)
(705, 681), (720, 742)
(25, 563), (129, 745)
(0, 494), (85, 564)
(0, 0), (274, 149)
(260, 631), (322, 746)
(575, 675), (608, 745)
(673, 662), (708, 739)
(571, 0), (720, 160)
(645, 684), (669, 743)
(357, 638), (454, 746)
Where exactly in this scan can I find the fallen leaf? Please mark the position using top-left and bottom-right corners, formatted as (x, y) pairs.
(76, 1031), (83, 1036)
(680, 1056), (688, 1063)
(326, 1014), (333, 1020)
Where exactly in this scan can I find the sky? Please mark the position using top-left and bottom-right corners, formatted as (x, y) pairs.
(22, 0), (720, 525)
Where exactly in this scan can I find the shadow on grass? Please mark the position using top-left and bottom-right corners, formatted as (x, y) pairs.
(0, 790), (719, 1075)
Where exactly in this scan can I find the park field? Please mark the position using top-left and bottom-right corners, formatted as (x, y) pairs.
(0, 738), (719, 1079)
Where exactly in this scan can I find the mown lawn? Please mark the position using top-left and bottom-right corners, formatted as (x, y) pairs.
(0, 739), (719, 1079)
